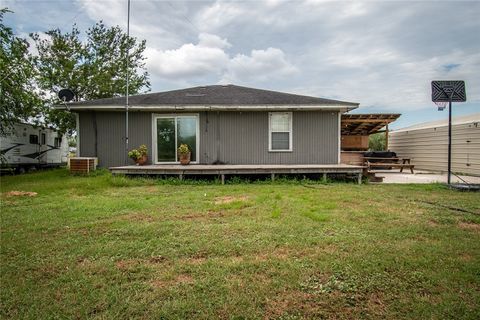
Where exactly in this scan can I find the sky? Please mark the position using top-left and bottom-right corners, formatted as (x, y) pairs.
(4, 0), (480, 129)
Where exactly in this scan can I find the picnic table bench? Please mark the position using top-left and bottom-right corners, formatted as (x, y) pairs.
(363, 157), (415, 174)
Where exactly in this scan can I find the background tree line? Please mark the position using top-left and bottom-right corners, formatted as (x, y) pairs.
(0, 8), (150, 136)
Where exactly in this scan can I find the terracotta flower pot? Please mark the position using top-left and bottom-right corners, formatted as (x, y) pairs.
(179, 152), (191, 165)
(135, 155), (148, 166)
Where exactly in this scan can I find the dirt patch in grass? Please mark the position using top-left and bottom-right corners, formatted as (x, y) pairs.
(366, 292), (387, 317)
(116, 256), (170, 271)
(263, 290), (319, 319)
(178, 210), (227, 220)
(146, 186), (157, 193)
(214, 195), (248, 205)
(176, 208), (254, 221)
(150, 274), (194, 288)
(427, 220), (440, 227)
(119, 212), (156, 222)
(115, 259), (140, 271)
(458, 221), (480, 232)
(459, 253), (473, 261)
(149, 255), (167, 263)
(4, 191), (37, 197)
(184, 257), (207, 265)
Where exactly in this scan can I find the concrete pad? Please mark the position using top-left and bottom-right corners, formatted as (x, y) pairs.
(372, 170), (480, 184)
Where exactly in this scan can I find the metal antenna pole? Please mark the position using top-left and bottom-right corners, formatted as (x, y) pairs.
(125, 0), (130, 165)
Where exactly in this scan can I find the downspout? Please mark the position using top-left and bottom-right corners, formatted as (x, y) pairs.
(216, 111), (220, 163)
(75, 112), (80, 157)
(92, 111), (98, 157)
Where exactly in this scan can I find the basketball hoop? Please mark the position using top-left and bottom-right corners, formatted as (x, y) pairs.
(431, 80), (467, 185)
(434, 101), (447, 111)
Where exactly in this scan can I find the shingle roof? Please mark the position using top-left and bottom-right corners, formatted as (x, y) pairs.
(67, 84), (359, 108)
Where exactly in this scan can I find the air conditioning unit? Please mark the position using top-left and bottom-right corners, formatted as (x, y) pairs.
(69, 157), (98, 174)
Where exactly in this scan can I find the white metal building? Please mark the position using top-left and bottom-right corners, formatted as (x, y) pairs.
(389, 113), (480, 176)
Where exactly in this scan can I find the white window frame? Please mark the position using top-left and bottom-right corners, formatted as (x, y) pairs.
(152, 113), (200, 164)
(268, 112), (293, 152)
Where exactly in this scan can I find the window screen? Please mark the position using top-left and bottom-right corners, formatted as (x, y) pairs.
(29, 134), (38, 144)
(41, 133), (46, 145)
(269, 113), (292, 151)
(54, 137), (61, 148)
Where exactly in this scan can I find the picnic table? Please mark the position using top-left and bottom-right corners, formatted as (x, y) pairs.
(363, 157), (414, 174)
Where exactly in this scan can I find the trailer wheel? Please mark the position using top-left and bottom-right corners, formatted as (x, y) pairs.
(28, 166), (37, 173)
(17, 167), (26, 174)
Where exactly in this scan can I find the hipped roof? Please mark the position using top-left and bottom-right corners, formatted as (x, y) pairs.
(58, 84), (359, 111)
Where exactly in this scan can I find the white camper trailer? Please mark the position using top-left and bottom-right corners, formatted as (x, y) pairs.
(1, 123), (69, 173)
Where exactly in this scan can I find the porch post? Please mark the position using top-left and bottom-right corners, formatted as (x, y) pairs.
(385, 123), (389, 151)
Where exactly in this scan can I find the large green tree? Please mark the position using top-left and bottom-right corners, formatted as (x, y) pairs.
(0, 8), (43, 136)
(31, 21), (150, 133)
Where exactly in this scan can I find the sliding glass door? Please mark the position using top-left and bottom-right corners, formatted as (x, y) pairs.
(156, 118), (176, 162)
(155, 115), (198, 163)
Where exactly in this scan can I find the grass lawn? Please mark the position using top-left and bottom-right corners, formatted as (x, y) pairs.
(1, 169), (479, 319)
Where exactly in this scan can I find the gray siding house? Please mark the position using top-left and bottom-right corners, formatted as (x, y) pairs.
(63, 85), (358, 168)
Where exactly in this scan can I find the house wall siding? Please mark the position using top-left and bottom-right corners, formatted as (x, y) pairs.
(77, 111), (152, 168)
(389, 121), (480, 176)
(78, 110), (339, 167)
(199, 111), (339, 164)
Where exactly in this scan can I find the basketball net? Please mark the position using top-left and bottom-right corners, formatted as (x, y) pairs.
(434, 101), (447, 111)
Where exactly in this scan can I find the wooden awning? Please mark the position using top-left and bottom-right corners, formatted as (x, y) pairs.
(341, 114), (400, 136)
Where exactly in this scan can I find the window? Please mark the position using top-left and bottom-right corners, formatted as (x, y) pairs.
(29, 134), (38, 144)
(41, 133), (46, 145)
(54, 137), (61, 148)
(269, 112), (292, 151)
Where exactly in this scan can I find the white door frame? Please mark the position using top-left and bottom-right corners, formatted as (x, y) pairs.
(151, 113), (200, 164)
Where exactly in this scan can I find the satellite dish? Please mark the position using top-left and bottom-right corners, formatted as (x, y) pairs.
(58, 89), (75, 102)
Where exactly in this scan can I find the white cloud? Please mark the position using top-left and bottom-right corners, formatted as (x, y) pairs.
(145, 33), (296, 83)
(223, 48), (298, 83)
(145, 33), (230, 78)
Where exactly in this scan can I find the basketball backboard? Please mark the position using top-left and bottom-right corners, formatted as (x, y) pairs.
(431, 80), (466, 102)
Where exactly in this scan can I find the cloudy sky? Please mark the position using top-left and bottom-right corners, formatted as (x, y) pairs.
(4, 0), (480, 128)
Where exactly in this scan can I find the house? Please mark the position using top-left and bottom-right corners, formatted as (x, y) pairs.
(60, 85), (359, 169)
(389, 113), (480, 176)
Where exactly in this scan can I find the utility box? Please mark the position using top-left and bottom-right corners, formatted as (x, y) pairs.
(69, 157), (97, 174)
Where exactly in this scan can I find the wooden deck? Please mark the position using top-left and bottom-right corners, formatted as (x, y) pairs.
(109, 164), (365, 184)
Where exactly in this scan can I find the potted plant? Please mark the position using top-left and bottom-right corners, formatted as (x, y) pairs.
(128, 144), (148, 165)
(177, 144), (191, 165)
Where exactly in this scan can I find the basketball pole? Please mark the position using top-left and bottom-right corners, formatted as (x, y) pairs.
(447, 93), (452, 185)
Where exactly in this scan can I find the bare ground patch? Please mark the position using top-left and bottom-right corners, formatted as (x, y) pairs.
(4, 191), (37, 197)
(115, 255), (169, 271)
(427, 220), (440, 227)
(177, 210), (227, 220)
(263, 290), (321, 319)
(214, 195), (249, 205)
(97, 212), (157, 224)
(458, 221), (480, 232)
(150, 274), (194, 288)
(118, 212), (156, 222)
(459, 253), (473, 261)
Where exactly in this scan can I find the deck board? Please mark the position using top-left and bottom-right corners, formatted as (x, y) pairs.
(110, 164), (364, 175)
